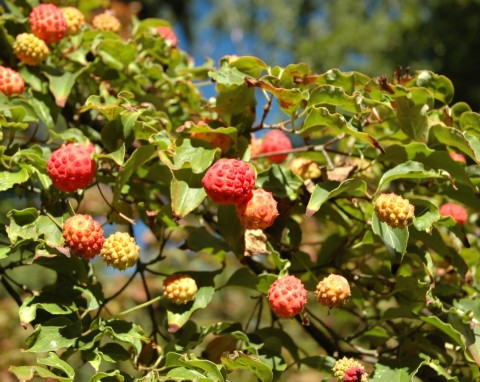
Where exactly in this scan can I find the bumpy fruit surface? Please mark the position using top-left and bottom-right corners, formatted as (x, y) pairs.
(30, 3), (67, 43)
(0, 66), (25, 96)
(63, 214), (104, 259)
(236, 188), (279, 230)
(202, 158), (256, 205)
(374, 193), (414, 228)
(290, 157), (321, 179)
(191, 131), (232, 153)
(100, 232), (140, 270)
(261, 130), (292, 163)
(440, 202), (468, 225)
(47, 143), (96, 192)
(316, 274), (351, 308)
(449, 151), (466, 164)
(13, 33), (50, 66)
(92, 13), (121, 32)
(267, 275), (307, 318)
(332, 357), (368, 382)
(156, 25), (178, 47)
(163, 275), (198, 305)
(61, 7), (85, 35)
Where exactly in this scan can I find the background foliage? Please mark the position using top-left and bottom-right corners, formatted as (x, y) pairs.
(1, 0), (480, 381)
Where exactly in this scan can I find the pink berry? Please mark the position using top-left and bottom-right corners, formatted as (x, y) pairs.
(267, 275), (307, 318)
(261, 130), (292, 163)
(202, 158), (256, 205)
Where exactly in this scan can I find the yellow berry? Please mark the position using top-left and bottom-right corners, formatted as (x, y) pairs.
(13, 33), (49, 66)
(163, 275), (198, 305)
(100, 232), (140, 270)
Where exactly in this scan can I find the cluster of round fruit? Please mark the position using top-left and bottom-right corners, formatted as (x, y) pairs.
(202, 158), (279, 230)
(13, 3), (85, 66)
(63, 213), (139, 270)
(3, 2), (177, 72)
(374, 193), (468, 228)
(267, 274), (351, 318)
(63, 212), (198, 305)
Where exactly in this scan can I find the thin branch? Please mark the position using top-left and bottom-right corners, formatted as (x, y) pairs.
(97, 183), (136, 225)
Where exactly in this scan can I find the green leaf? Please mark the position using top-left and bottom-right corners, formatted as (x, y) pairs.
(115, 144), (157, 200)
(419, 315), (465, 349)
(44, 67), (88, 107)
(166, 367), (208, 381)
(395, 88), (432, 141)
(413, 70), (454, 104)
(97, 39), (137, 70)
(36, 215), (64, 247)
(9, 365), (72, 382)
(302, 106), (383, 151)
(97, 343), (131, 363)
(19, 294), (78, 324)
(371, 363), (411, 382)
(37, 352), (75, 379)
(170, 172), (206, 219)
(209, 64), (247, 86)
(249, 78), (307, 114)
(100, 319), (147, 355)
(429, 124), (480, 163)
(166, 272), (217, 333)
(459, 111), (480, 131)
(167, 139), (217, 174)
(306, 178), (367, 217)
(227, 55), (268, 77)
(217, 205), (244, 255)
(226, 268), (259, 289)
(411, 198), (440, 232)
(415, 354), (460, 381)
(256, 164), (303, 200)
(25, 317), (82, 353)
(89, 370), (125, 382)
(376, 161), (444, 192)
(308, 84), (358, 113)
(221, 351), (273, 382)
(96, 144), (125, 166)
(0, 167), (29, 191)
(6, 207), (39, 244)
(383, 142), (475, 189)
(371, 213), (409, 264)
(166, 352), (226, 382)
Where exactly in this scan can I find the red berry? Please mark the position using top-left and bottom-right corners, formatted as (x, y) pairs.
(449, 151), (466, 164)
(0, 66), (24, 96)
(47, 143), (96, 192)
(439, 202), (468, 225)
(343, 367), (366, 382)
(267, 275), (307, 318)
(236, 188), (278, 230)
(261, 130), (292, 163)
(202, 158), (256, 205)
(29, 3), (67, 43)
(156, 25), (178, 47)
(63, 214), (104, 259)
